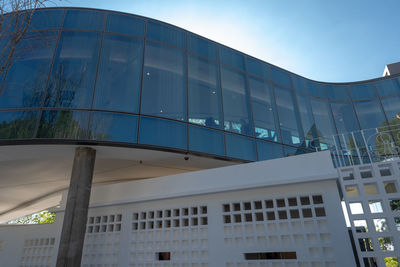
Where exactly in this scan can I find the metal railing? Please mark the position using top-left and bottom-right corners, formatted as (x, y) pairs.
(312, 124), (400, 167)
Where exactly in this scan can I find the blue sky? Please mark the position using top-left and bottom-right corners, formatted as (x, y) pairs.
(50, 0), (400, 82)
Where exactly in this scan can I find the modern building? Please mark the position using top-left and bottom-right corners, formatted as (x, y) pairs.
(0, 7), (399, 267)
(383, 62), (400, 77)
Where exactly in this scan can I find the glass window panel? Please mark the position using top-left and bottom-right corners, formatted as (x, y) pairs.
(105, 13), (145, 37)
(381, 96), (400, 146)
(354, 100), (392, 160)
(271, 66), (292, 88)
(246, 57), (270, 79)
(89, 112), (137, 142)
(307, 81), (327, 98)
(29, 10), (63, 30)
(139, 116), (186, 150)
(45, 31), (101, 108)
(93, 34), (143, 113)
(188, 34), (217, 60)
(219, 46), (245, 70)
(310, 97), (337, 145)
(292, 75), (307, 93)
(0, 110), (38, 139)
(146, 21), (185, 48)
(296, 93), (316, 148)
(283, 146), (308, 157)
(326, 85), (350, 100)
(274, 85), (303, 146)
(381, 95), (400, 123)
(220, 66), (253, 136)
(188, 125), (224, 156)
(375, 78), (400, 96)
(63, 10), (105, 31)
(141, 41), (186, 121)
(256, 140), (283, 161)
(37, 110), (89, 139)
(188, 55), (222, 128)
(354, 100), (387, 129)
(0, 31), (57, 109)
(225, 133), (256, 161)
(249, 76), (280, 141)
(330, 102), (360, 133)
(349, 83), (377, 100)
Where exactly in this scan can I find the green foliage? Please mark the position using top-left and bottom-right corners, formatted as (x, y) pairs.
(8, 210), (55, 224)
(385, 257), (399, 267)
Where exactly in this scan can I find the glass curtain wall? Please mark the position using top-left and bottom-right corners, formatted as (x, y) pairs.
(1, 8), (400, 163)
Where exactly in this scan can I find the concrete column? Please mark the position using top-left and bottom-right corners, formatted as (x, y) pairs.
(56, 147), (96, 267)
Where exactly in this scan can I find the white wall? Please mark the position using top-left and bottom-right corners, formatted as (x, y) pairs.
(0, 151), (357, 266)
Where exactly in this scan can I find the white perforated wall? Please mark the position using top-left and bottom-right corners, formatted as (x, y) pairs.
(339, 160), (400, 267)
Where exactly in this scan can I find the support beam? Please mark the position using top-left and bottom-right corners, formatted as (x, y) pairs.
(56, 147), (96, 267)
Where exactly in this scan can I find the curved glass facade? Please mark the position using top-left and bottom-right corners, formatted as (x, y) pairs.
(1, 8), (400, 162)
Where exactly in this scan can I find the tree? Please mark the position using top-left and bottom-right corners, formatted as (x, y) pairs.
(385, 257), (399, 267)
(7, 209), (55, 224)
(0, 0), (57, 80)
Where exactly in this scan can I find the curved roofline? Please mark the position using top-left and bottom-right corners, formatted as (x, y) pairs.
(17, 6), (400, 85)
(0, 139), (251, 163)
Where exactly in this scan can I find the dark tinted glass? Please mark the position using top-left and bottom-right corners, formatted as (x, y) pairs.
(37, 110), (89, 139)
(296, 93), (316, 147)
(349, 83), (377, 100)
(353, 100), (389, 154)
(354, 100), (387, 129)
(141, 41), (186, 121)
(375, 78), (400, 96)
(93, 34), (143, 113)
(63, 10), (105, 30)
(146, 21), (185, 48)
(89, 112), (138, 142)
(189, 125), (224, 156)
(220, 66), (253, 136)
(271, 66), (292, 88)
(29, 10), (63, 30)
(225, 133), (256, 161)
(139, 116), (186, 150)
(326, 85), (350, 100)
(292, 75), (307, 93)
(257, 140), (283, 161)
(330, 102), (360, 133)
(284, 146), (308, 157)
(249, 76), (280, 141)
(45, 31), (101, 108)
(188, 55), (222, 128)
(0, 110), (38, 139)
(106, 13), (145, 37)
(188, 34), (217, 60)
(247, 57), (270, 79)
(219, 46), (245, 70)
(381, 95), (400, 122)
(274, 85), (303, 146)
(310, 97), (337, 146)
(307, 81), (327, 98)
(0, 31), (57, 109)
